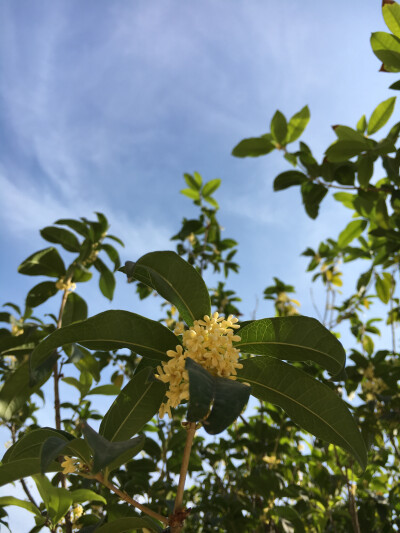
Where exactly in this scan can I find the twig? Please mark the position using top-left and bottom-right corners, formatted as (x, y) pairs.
(96, 473), (168, 525)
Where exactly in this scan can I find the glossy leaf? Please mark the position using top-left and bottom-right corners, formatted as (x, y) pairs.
(95, 258), (116, 301)
(82, 422), (145, 473)
(234, 316), (345, 376)
(337, 219), (367, 248)
(383, 2), (400, 38)
(0, 496), (41, 516)
(18, 247), (66, 278)
(3, 428), (73, 463)
(40, 437), (72, 474)
(26, 281), (58, 308)
(100, 368), (166, 441)
(270, 110), (287, 144)
(34, 474), (72, 524)
(40, 226), (80, 252)
(70, 489), (106, 505)
(286, 105), (310, 143)
(30, 310), (179, 370)
(186, 358), (251, 435)
(301, 182), (328, 219)
(368, 97), (396, 135)
(121, 251), (211, 326)
(0, 459), (60, 487)
(273, 171), (308, 191)
(62, 292), (88, 326)
(55, 218), (88, 237)
(375, 272), (393, 304)
(87, 384), (121, 395)
(231, 136), (275, 157)
(237, 356), (367, 469)
(371, 31), (400, 71)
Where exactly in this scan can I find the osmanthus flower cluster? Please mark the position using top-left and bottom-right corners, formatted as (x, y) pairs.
(156, 312), (242, 418)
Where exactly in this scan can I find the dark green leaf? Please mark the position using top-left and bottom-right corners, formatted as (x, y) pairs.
(389, 80), (400, 90)
(286, 106), (310, 143)
(234, 316), (345, 376)
(357, 154), (374, 187)
(325, 140), (368, 162)
(337, 219), (368, 248)
(40, 437), (72, 474)
(62, 292), (88, 326)
(100, 368), (166, 441)
(273, 171), (308, 191)
(95, 258), (116, 301)
(26, 281), (58, 308)
(270, 110), (288, 144)
(18, 247), (66, 278)
(121, 251), (211, 326)
(40, 226), (80, 252)
(231, 136), (275, 157)
(237, 356), (367, 469)
(82, 422), (144, 473)
(55, 219), (89, 237)
(3, 428), (73, 463)
(183, 173), (202, 190)
(30, 310), (178, 370)
(368, 97), (396, 135)
(0, 460), (60, 487)
(101, 244), (121, 271)
(301, 182), (328, 219)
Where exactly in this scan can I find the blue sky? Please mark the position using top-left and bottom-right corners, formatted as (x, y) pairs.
(0, 1), (396, 529)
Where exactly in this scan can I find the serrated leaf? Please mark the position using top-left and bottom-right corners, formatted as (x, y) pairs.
(121, 251), (211, 326)
(30, 310), (178, 371)
(186, 358), (251, 434)
(18, 247), (66, 278)
(237, 356), (367, 469)
(234, 316), (345, 376)
(286, 106), (310, 143)
(82, 422), (144, 473)
(231, 136), (275, 157)
(337, 219), (368, 248)
(273, 171), (308, 191)
(100, 368), (166, 441)
(40, 226), (80, 252)
(368, 97), (396, 135)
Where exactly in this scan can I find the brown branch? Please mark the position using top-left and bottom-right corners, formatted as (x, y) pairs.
(95, 473), (168, 525)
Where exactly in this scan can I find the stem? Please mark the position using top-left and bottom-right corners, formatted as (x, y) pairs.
(95, 474), (168, 525)
(173, 422), (196, 513)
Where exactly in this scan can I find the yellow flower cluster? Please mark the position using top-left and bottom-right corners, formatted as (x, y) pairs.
(156, 312), (242, 419)
(56, 278), (77, 291)
(61, 456), (81, 475)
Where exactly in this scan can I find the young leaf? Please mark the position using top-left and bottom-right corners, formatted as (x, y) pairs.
(368, 97), (396, 135)
(286, 105), (310, 143)
(273, 171), (308, 191)
(40, 226), (80, 252)
(356, 115), (367, 133)
(121, 251), (211, 326)
(70, 489), (106, 505)
(184, 173), (202, 190)
(231, 136), (275, 157)
(234, 316), (346, 376)
(81, 422), (144, 473)
(202, 179), (221, 197)
(18, 247), (66, 278)
(100, 368), (166, 442)
(383, 2), (400, 38)
(375, 272), (393, 304)
(30, 310), (179, 370)
(237, 356), (367, 469)
(26, 281), (58, 308)
(180, 188), (200, 201)
(186, 358), (251, 434)
(34, 474), (72, 524)
(370, 32), (400, 71)
(337, 219), (368, 248)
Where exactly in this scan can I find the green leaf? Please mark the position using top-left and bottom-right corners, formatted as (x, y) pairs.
(184, 173), (202, 190)
(231, 136), (275, 157)
(186, 358), (251, 434)
(371, 31), (400, 71)
(121, 251), (211, 326)
(70, 489), (106, 505)
(82, 422), (144, 473)
(3, 428), (73, 463)
(383, 2), (400, 38)
(356, 115), (367, 133)
(95, 517), (161, 533)
(40, 226), (80, 252)
(34, 474), (72, 524)
(0, 459), (60, 487)
(375, 272), (393, 304)
(357, 154), (374, 187)
(180, 188), (200, 201)
(237, 356), (367, 469)
(337, 219), (368, 248)
(286, 106), (310, 143)
(333, 126), (367, 143)
(100, 368), (166, 441)
(234, 316), (345, 376)
(30, 310), (178, 370)
(95, 258), (116, 301)
(26, 281), (58, 308)
(62, 292), (88, 326)
(389, 79), (400, 90)
(18, 247), (66, 278)
(273, 171), (308, 191)
(68, 344), (100, 382)
(55, 218), (89, 237)
(368, 97), (396, 135)
(270, 110), (288, 144)
(202, 178), (221, 197)
(0, 496), (41, 516)
(301, 182), (328, 219)
(204, 196), (219, 209)
(87, 384), (121, 395)
(101, 244), (121, 271)
(40, 437), (72, 474)
(272, 506), (305, 533)
(325, 140), (368, 162)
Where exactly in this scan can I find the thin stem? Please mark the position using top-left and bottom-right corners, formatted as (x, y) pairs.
(173, 422), (196, 513)
(95, 473), (168, 525)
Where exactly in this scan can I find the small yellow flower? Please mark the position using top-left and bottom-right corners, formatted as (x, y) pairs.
(263, 455), (281, 465)
(73, 504), (83, 519)
(11, 325), (23, 337)
(156, 312), (242, 418)
(55, 278), (77, 292)
(60, 456), (80, 475)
